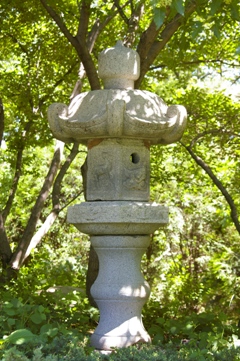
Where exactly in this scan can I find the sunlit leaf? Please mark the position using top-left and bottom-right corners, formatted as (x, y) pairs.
(5, 329), (37, 345)
(153, 7), (166, 28)
(172, 0), (185, 15)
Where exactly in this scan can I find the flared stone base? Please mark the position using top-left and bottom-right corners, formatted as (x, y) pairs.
(91, 330), (151, 350)
(90, 299), (151, 349)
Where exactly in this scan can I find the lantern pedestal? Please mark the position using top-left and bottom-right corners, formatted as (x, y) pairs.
(90, 235), (150, 349)
(68, 202), (168, 350)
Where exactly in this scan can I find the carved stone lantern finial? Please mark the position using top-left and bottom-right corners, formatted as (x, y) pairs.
(98, 40), (140, 89)
(48, 41), (187, 351)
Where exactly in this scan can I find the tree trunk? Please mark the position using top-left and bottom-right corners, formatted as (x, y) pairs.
(18, 142), (80, 266)
(10, 141), (64, 270)
(0, 214), (12, 269)
(81, 156), (99, 307)
(0, 98), (4, 147)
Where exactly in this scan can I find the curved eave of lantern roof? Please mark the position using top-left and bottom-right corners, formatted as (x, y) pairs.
(48, 88), (187, 145)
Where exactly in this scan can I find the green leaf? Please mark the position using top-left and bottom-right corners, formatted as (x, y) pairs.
(40, 324), (59, 338)
(4, 308), (17, 316)
(191, 21), (203, 39)
(172, 0), (185, 15)
(5, 329), (37, 345)
(3, 301), (14, 308)
(7, 318), (16, 327)
(11, 298), (22, 308)
(212, 23), (221, 38)
(30, 311), (46, 324)
(156, 317), (165, 325)
(170, 326), (177, 334)
(153, 7), (166, 29)
(38, 305), (45, 313)
(210, 0), (222, 15)
(230, 1), (240, 21)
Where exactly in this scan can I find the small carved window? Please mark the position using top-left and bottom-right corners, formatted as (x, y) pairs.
(130, 153), (140, 164)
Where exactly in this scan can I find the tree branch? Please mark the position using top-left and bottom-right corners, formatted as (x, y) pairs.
(87, 5), (118, 52)
(76, 0), (91, 41)
(70, 3), (119, 96)
(181, 142), (240, 235)
(113, 0), (129, 24)
(136, 1), (197, 88)
(11, 142), (81, 267)
(0, 98), (4, 148)
(52, 142), (80, 211)
(39, 0), (78, 48)
(189, 129), (240, 148)
(124, 2), (144, 47)
(74, 41), (101, 90)
(40, 0), (100, 90)
(10, 141), (64, 270)
(2, 120), (33, 222)
(136, 20), (160, 72)
(2, 148), (23, 222)
(0, 213), (12, 268)
(40, 60), (79, 105)
(6, 34), (29, 55)
(150, 59), (240, 70)
(16, 190), (83, 268)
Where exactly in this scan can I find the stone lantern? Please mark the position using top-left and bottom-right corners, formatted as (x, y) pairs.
(48, 41), (187, 351)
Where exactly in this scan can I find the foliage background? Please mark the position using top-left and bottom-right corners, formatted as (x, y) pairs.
(0, 0), (240, 358)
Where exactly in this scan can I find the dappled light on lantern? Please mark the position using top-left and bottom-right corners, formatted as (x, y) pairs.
(48, 41), (187, 351)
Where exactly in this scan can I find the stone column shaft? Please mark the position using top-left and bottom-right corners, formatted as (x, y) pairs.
(90, 235), (150, 349)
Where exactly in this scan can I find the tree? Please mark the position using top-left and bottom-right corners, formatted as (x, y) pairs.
(0, 0), (239, 303)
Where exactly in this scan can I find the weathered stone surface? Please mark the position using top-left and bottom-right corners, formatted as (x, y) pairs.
(98, 40), (140, 90)
(48, 89), (187, 145)
(90, 235), (151, 350)
(67, 201), (168, 235)
(48, 40), (187, 351)
(48, 41), (187, 146)
(86, 139), (150, 201)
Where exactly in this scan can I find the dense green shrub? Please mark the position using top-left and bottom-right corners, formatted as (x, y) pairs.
(1, 335), (240, 361)
(0, 237), (98, 341)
